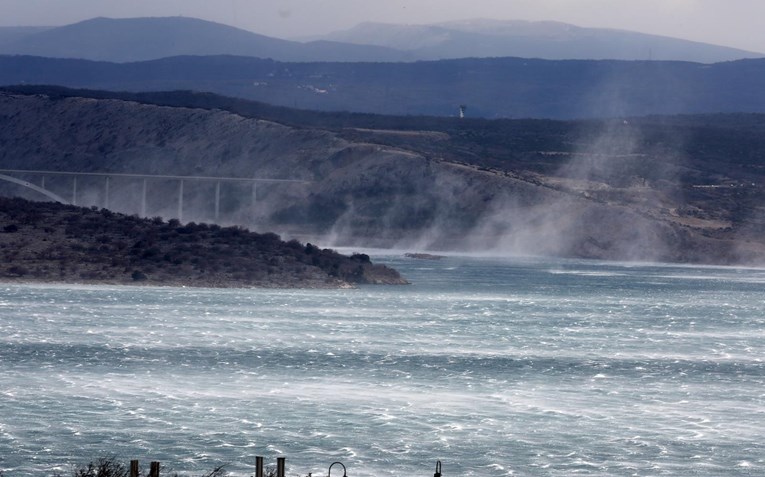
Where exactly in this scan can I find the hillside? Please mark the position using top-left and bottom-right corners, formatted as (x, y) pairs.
(1, 88), (764, 266)
(4, 55), (765, 119)
(316, 19), (763, 63)
(0, 197), (407, 288)
(0, 17), (410, 63)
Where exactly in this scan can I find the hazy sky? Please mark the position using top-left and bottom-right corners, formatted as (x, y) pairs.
(3, 0), (764, 53)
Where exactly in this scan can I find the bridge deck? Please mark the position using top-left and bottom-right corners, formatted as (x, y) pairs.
(0, 169), (311, 222)
(0, 169), (311, 183)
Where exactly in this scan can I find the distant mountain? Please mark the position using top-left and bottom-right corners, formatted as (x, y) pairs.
(4, 17), (757, 65)
(4, 54), (765, 119)
(0, 26), (53, 47)
(315, 19), (763, 63)
(0, 17), (411, 62)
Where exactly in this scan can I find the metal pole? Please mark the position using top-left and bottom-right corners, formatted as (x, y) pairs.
(41, 176), (45, 190)
(72, 176), (77, 205)
(328, 462), (346, 477)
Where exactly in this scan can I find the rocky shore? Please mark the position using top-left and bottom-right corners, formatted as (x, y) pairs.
(0, 197), (408, 288)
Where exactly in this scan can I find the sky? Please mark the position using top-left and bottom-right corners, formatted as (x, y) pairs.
(2, 0), (764, 53)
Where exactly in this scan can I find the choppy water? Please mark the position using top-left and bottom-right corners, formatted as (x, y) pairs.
(1, 255), (764, 476)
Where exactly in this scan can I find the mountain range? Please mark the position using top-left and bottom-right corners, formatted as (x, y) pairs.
(0, 17), (411, 63)
(311, 19), (763, 63)
(4, 54), (765, 119)
(0, 16), (760, 63)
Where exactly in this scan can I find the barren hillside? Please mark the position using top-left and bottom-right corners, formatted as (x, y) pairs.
(1, 90), (763, 265)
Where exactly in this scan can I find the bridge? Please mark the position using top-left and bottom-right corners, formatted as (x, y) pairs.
(0, 169), (311, 223)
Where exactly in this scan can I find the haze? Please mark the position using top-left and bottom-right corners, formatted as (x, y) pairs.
(2, 0), (764, 53)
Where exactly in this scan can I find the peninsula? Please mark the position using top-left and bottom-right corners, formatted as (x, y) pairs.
(0, 197), (408, 288)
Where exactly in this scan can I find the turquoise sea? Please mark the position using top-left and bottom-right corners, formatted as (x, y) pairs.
(1, 255), (764, 476)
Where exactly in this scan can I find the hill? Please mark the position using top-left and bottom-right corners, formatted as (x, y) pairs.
(1, 87), (764, 266)
(4, 55), (765, 119)
(315, 19), (763, 63)
(0, 197), (407, 288)
(0, 17), (411, 63)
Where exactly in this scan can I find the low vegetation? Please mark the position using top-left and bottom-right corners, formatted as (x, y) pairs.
(68, 457), (228, 477)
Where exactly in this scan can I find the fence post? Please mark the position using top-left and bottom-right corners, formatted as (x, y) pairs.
(130, 460), (139, 477)
(255, 456), (264, 477)
(150, 461), (160, 477)
(276, 457), (286, 477)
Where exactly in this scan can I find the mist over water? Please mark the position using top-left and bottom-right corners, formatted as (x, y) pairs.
(1, 256), (764, 476)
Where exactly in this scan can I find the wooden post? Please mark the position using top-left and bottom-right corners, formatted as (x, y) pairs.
(150, 461), (160, 477)
(255, 456), (264, 477)
(130, 460), (139, 477)
(276, 457), (285, 477)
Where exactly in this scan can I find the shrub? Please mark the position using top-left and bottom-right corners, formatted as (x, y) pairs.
(351, 253), (371, 263)
(8, 265), (28, 277)
(72, 457), (127, 477)
(3, 224), (18, 233)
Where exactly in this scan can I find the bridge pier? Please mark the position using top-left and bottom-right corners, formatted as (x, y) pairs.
(178, 179), (185, 223)
(141, 178), (147, 217)
(104, 176), (110, 209)
(215, 181), (221, 221)
(252, 183), (257, 211)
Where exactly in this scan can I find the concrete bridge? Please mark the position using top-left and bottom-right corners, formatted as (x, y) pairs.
(0, 169), (310, 223)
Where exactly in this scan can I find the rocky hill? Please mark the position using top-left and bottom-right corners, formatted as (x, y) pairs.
(0, 197), (407, 288)
(0, 88), (764, 266)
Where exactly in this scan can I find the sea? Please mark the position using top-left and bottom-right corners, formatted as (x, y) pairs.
(0, 254), (764, 477)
